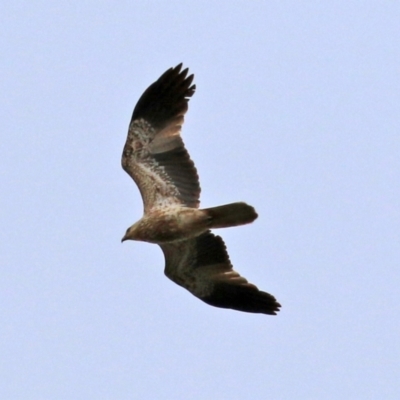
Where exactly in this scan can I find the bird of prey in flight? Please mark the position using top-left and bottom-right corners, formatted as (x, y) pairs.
(121, 64), (280, 315)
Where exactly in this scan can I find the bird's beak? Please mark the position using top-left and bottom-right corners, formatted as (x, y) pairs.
(121, 234), (128, 243)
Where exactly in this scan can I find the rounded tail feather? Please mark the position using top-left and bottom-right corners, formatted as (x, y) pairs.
(203, 202), (258, 229)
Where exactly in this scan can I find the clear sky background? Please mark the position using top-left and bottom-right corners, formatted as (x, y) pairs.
(1, 2), (399, 399)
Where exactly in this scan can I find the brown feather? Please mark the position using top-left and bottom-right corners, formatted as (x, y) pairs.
(121, 64), (200, 211)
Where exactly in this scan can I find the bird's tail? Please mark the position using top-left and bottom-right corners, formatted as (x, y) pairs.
(202, 202), (258, 229)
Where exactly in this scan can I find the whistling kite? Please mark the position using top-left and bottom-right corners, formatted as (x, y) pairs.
(121, 64), (280, 315)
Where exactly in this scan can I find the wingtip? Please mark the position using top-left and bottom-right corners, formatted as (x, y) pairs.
(269, 302), (282, 316)
(174, 62), (183, 71)
(130, 63), (196, 128)
(201, 283), (282, 316)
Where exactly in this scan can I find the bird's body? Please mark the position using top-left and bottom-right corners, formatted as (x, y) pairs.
(121, 64), (281, 315)
(124, 206), (210, 244)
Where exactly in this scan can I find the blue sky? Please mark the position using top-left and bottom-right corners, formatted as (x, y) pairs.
(1, 2), (399, 399)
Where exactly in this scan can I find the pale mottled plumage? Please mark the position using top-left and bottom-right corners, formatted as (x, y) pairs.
(121, 64), (280, 315)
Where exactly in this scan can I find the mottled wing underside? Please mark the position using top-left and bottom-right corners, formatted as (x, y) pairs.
(122, 64), (200, 212)
(161, 232), (281, 315)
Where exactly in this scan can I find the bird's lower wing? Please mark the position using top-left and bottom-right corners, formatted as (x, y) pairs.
(160, 231), (281, 315)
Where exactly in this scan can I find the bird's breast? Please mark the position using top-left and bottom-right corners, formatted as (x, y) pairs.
(137, 208), (209, 244)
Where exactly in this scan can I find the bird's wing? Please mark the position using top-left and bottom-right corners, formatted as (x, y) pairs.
(160, 231), (281, 315)
(122, 64), (200, 213)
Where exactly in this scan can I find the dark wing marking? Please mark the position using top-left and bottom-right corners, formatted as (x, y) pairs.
(122, 64), (200, 212)
(161, 231), (281, 315)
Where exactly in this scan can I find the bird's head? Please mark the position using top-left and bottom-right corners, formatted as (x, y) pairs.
(121, 221), (142, 242)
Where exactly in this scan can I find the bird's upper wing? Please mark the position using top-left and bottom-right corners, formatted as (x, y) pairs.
(160, 231), (281, 315)
(122, 64), (200, 212)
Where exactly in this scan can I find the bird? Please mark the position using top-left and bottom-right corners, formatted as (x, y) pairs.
(121, 64), (281, 315)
